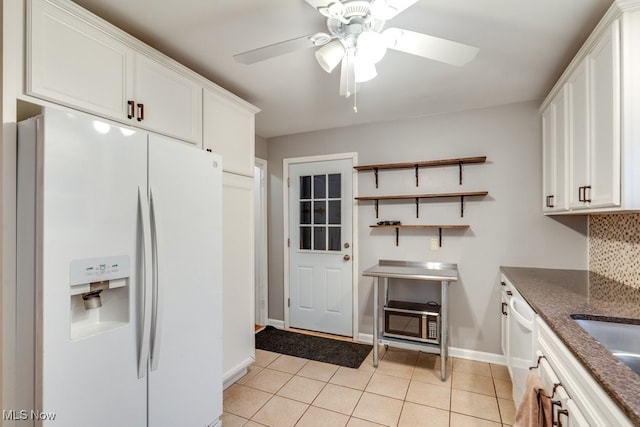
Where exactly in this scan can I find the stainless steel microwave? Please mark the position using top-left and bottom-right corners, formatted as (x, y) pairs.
(383, 300), (440, 344)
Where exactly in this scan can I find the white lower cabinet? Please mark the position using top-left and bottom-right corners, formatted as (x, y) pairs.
(222, 173), (255, 385)
(537, 318), (632, 427)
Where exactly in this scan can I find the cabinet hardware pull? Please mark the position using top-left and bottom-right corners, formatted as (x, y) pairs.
(501, 302), (508, 315)
(127, 100), (135, 119)
(500, 281), (506, 287)
(506, 291), (512, 296)
(584, 185), (591, 203)
(137, 103), (144, 122)
(206, 148), (212, 152)
(546, 195), (555, 208)
(578, 186), (584, 202)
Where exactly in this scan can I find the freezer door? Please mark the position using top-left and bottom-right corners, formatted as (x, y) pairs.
(29, 108), (148, 426)
(146, 134), (223, 426)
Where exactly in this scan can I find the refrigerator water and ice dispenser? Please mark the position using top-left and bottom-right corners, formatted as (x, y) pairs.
(69, 255), (131, 340)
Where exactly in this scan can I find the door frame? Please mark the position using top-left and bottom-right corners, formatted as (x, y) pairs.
(283, 153), (358, 339)
(255, 158), (268, 326)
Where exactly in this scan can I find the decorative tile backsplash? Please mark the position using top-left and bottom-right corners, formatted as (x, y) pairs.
(589, 213), (640, 289)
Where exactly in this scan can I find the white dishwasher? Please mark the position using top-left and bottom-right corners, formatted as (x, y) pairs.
(502, 275), (537, 404)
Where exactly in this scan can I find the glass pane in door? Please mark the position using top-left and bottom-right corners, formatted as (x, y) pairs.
(298, 173), (342, 252)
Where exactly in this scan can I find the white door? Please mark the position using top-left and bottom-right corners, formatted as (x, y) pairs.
(222, 173), (255, 381)
(147, 136), (223, 426)
(588, 20), (620, 209)
(28, 0), (135, 122)
(26, 108), (147, 427)
(288, 158), (353, 336)
(134, 53), (202, 145)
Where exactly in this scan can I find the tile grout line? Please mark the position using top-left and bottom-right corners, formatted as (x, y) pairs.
(233, 350), (514, 426)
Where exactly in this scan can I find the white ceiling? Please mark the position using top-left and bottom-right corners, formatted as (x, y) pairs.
(72, 0), (613, 138)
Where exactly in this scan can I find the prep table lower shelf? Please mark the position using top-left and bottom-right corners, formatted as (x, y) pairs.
(363, 260), (458, 381)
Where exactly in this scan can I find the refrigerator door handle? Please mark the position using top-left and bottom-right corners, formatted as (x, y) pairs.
(149, 187), (163, 372)
(137, 187), (153, 379)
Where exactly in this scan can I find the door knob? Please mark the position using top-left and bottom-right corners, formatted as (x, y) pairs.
(343, 254), (351, 261)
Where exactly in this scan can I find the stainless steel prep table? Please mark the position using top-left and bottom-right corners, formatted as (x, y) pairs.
(363, 260), (458, 381)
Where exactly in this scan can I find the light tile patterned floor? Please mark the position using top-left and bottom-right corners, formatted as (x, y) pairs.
(223, 347), (516, 427)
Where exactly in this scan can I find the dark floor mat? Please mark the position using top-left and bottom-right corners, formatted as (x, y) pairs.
(255, 326), (372, 369)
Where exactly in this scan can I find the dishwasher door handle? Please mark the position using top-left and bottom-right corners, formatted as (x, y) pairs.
(509, 297), (534, 332)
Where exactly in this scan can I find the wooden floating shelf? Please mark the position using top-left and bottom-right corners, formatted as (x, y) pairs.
(355, 191), (489, 218)
(354, 156), (487, 187)
(369, 224), (470, 247)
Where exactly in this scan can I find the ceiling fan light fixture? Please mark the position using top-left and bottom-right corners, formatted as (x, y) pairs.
(354, 58), (377, 82)
(357, 31), (387, 64)
(309, 32), (332, 46)
(315, 40), (345, 73)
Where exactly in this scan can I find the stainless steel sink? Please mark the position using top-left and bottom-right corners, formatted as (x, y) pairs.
(572, 315), (640, 375)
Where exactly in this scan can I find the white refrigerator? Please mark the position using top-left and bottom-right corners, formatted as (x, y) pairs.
(16, 107), (223, 426)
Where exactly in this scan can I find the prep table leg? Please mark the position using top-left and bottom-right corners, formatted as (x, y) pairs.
(440, 280), (449, 381)
(373, 276), (379, 367)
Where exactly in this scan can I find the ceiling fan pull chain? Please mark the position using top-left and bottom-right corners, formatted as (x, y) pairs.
(353, 87), (358, 113)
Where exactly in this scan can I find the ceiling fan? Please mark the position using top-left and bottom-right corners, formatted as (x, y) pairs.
(234, 0), (479, 98)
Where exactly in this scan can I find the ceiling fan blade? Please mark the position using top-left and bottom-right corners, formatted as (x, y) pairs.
(370, 0), (418, 20)
(385, 28), (479, 66)
(339, 54), (355, 97)
(234, 35), (315, 64)
(304, 0), (334, 11)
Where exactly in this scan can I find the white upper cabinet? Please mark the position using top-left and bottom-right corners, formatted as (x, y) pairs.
(542, 86), (568, 212)
(587, 21), (620, 209)
(203, 87), (259, 177)
(540, 2), (640, 214)
(567, 58), (590, 210)
(27, 0), (203, 146)
(27, 0), (135, 121)
(134, 54), (202, 145)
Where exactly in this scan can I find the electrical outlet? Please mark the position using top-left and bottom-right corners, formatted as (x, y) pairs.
(430, 238), (439, 250)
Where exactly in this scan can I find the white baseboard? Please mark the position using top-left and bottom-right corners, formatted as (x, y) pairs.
(267, 318), (285, 329)
(358, 333), (506, 366)
(223, 357), (254, 390)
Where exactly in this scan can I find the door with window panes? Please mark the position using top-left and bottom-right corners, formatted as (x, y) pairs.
(288, 158), (353, 336)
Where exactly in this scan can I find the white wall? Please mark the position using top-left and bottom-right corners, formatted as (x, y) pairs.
(255, 134), (267, 160)
(266, 100), (588, 354)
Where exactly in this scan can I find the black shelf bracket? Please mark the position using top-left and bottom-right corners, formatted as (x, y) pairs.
(458, 161), (463, 185)
(374, 199), (379, 218)
(395, 227), (400, 246)
(460, 196), (465, 217)
(415, 165), (419, 187)
(439, 227), (443, 247)
(415, 198), (420, 218)
(374, 167), (379, 188)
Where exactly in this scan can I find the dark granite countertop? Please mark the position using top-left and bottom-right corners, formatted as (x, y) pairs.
(500, 266), (640, 426)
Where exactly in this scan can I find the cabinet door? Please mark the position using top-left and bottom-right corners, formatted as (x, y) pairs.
(28, 0), (134, 120)
(222, 173), (255, 382)
(134, 54), (202, 146)
(542, 105), (555, 212)
(203, 89), (256, 177)
(542, 88), (568, 212)
(567, 59), (590, 210)
(588, 20), (621, 208)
